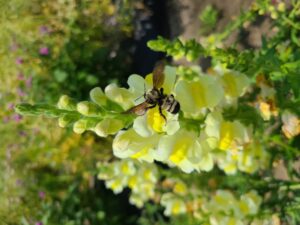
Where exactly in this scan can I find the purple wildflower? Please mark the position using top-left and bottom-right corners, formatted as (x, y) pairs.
(17, 73), (25, 80)
(16, 179), (23, 186)
(3, 116), (9, 123)
(39, 26), (50, 35)
(39, 191), (46, 200)
(35, 222), (43, 225)
(10, 43), (19, 51)
(26, 76), (33, 87)
(39, 47), (49, 55)
(7, 103), (15, 110)
(13, 114), (22, 122)
(19, 130), (27, 136)
(17, 88), (26, 97)
(15, 57), (23, 65)
(33, 128), (40, 134)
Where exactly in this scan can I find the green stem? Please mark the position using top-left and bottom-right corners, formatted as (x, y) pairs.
(216, 10), (256, 42)
(282, 15), (300, 30)
(279, 184), (300, 191)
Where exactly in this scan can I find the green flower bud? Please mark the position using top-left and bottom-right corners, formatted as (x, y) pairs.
(94, 118), (125, 137)
(58, 114), (80, 128)
(57, 95), (76, 110)
(147, 36), (169, 52)
(77, 101), (104, 116)
(277, 3), (285, 12)
(73, 119), (88, 134)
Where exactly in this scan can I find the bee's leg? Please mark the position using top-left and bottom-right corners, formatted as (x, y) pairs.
(159, 105), (167, 122)
(160, 87), (164, 95)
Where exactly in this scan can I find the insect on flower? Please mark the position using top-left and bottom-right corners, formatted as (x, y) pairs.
(126, 61), (180, 121)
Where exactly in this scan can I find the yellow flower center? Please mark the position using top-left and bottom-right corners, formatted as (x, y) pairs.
(121, 163), (130, 174)
(171, 201), (183, 215)
(219, 122), (234, 151)
(173, 182), (187, 195)
(131, 147), (149, 159)
(110, 180), (121, 191)
(169, 138), (190, 164)
(147, 106), (165, 133)
(191, 82), (205, 107)
(143, 169), (152, 181)
(128, 176), (137, 188)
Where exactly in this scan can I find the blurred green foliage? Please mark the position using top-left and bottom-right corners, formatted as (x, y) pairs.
(199, 5), (219, 35)
(0, 0), (138, 224)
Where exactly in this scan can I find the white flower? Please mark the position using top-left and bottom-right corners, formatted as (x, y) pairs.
(160, 193), (187, 216)
(156, 130), (213, 173)
(113, 129), (160, 162)
(175, 75), (224, 118)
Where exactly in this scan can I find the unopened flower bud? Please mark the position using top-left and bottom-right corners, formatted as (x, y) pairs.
(95, 118), (124, 137)
(57, 95), (76, 110)
(58, 114), (79, 128)
(73, 119), (88, 134)
(77, 101), (103, 116)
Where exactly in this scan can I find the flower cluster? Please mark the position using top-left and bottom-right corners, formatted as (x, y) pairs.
(160, 179), (189, 216)
(252, 0), (286, 19)
(203, 190), (263, 225)
(97, 160), (158, 208)
(54, 64), (270, 174)
(158, 178), (273, 225)
(110, 66), (268, 174)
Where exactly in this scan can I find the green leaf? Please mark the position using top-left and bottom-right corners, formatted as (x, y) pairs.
(222, 104), (264, 129)
(86, 75), (99, 85)
(54, 69), (68, 83)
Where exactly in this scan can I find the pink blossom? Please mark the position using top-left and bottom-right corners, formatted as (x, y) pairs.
(3, 116), (9, 123)
(39, 191), (46, 200)
(7, 103), (14, 110)
(39, 26), (50, 35)
(15, 57), (23, 65)
(39, 47), (49, 55)
(13, 114), (22, 122)
(10, 43), (19, 51)
(17, 88), (26, 97)
(17, 73), (25, 80)
(26, 76), (33, 87)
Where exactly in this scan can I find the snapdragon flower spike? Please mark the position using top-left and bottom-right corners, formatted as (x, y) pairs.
(16, 63), (259, 174)
(108, 65), (259, 173)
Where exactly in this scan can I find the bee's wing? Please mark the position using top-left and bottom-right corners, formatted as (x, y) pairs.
(125, 102), (149, 116)
(152, 60), (165, 89)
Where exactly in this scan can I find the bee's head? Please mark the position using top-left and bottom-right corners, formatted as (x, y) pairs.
(145, 88), (160, 104)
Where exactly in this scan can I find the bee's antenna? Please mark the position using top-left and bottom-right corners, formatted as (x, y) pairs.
(135, 82), (147, 102)
(135, 95), (144, 102)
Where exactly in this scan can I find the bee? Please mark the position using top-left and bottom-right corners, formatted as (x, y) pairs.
(126, 61), (180, 120)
